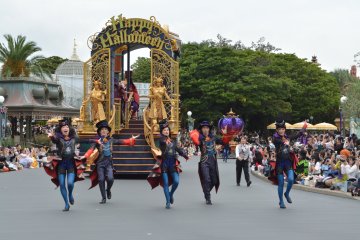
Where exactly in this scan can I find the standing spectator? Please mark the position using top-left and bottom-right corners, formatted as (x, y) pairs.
(222, 143), (230, 163)
(235, 136), (252, 187)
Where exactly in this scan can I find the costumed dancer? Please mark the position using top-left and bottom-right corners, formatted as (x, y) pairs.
(44, 118), (86, 211)
(147, 120), (189, 209)
(190, 121), (226, 205)
(83, 120), (138, 204)
(269, 119), (306, 209)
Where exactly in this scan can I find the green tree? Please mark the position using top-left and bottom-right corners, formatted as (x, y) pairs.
(342, 80), (360, 123)
(330, 68), (357, 94)
(38, 56), (67, 74)
(179, 38), (339, 130)
(131, 57), (150, 83)
(0, 34), (51, 79)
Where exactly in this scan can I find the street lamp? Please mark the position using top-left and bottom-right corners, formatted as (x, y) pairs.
(340, 95), (348, 136)
(310, 116), (314, 124)
(187, 111), (195, 131)
(0, 96), (7, 140)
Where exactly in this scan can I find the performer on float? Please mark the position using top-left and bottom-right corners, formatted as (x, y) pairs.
(44, 118), (86, 211)
(147, 120), (189, 209)
(190, 121), (226, 205)
(129, 80), (140, 119)
(83, 120), (138, 204)
(269, 119), (306, 209)
(170, 39), (180, 60)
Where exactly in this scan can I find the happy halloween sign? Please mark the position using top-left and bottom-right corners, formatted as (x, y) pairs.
(91, 15), (172, 55)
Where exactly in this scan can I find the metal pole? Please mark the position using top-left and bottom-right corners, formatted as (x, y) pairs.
(0, 102), (3, 139)
(121, 53), (124, 81)
(340, 108), (343, 136)
(127, 45), (131, 92)
(342, 111), (346, 137)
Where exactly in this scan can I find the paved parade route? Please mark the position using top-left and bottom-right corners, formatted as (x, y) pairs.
(1, 156), (358, 240)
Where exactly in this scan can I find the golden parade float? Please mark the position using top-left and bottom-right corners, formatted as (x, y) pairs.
(77, 14), (181, 176)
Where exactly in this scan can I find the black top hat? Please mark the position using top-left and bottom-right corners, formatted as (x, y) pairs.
(275, 119), (286, 129)
(58, 118), (71, 128)
(159, 119), (170, 134)
(55, 117), (76, 137)
(96, 120), (112, 135)
(198, 121), (213, 131)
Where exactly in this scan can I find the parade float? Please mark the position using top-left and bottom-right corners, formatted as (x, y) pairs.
(218, 109), (245, 155)
(76, 14), (181, 176)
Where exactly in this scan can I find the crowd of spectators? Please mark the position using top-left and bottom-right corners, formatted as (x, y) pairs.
(249, 132), (360, 196)
(0, 145), (48, 172)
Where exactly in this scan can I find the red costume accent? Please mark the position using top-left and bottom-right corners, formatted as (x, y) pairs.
(190, 130), (200, 146)
(84, 137), (135, 189)
(268, 150), (299, 185)
(147, 158), (183, 189)
(44, 156), (85, 187)
(222, 135), (232, 144)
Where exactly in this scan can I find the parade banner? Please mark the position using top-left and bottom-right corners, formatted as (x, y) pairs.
(90, 15), (173, 56)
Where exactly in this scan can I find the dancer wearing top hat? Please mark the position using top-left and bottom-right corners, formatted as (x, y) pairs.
(190, 121), (227, 205)
(147, 120), (189, 209)
(269, 119), (307, 209)
(44, 118), (86, 211)
(83, 120), (138, 204)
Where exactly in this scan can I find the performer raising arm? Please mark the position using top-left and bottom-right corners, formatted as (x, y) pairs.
(270, 119), (306, 209)
(190, 121), (227, 205)
(147, 120), (189, 209)
(83, 120), (138, 204)
(44, 118), (86, 212)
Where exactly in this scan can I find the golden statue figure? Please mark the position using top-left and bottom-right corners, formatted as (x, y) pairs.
(82, 80), (107, 123)
(149, 77), (173, 121)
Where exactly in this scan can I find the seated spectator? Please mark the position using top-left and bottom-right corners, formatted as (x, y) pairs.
(309, 156), (321, 175)
(346, 156), (359, 181)
(321, 158), (332, 177)
(326, 149), (351, 192)
(17, 149), (34, 168)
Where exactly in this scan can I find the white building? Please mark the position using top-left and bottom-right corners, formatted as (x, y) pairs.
(134, 82), (150, 118)
(55, 40), (84, 109)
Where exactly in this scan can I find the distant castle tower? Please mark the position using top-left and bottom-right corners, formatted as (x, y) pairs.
(311, 55), (320, 66)
(350, 65), (357, 78)
(70, 39), (80, 61)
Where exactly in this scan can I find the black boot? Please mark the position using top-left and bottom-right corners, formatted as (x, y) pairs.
(106, 178), (114, 200)
(205, 193), (212, 205)
(99, 181), (106, 203)
(106, 189), (112, 200)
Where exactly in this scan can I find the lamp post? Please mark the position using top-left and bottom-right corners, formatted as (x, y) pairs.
(340, 95), (348, 136)
(187, 111), (195, 131)
(310, 116), (314, 124)
(0, 96), (7, 140)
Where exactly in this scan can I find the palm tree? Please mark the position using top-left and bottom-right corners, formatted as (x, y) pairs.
(0, 34), (51, 79)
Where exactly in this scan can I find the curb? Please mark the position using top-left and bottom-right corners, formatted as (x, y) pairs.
(251, 170), (360, 201)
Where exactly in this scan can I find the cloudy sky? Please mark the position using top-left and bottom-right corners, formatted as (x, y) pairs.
(0, 0), (359, 71)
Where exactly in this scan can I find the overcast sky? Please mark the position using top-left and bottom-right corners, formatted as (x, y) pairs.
(0, 0), (359, 71)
